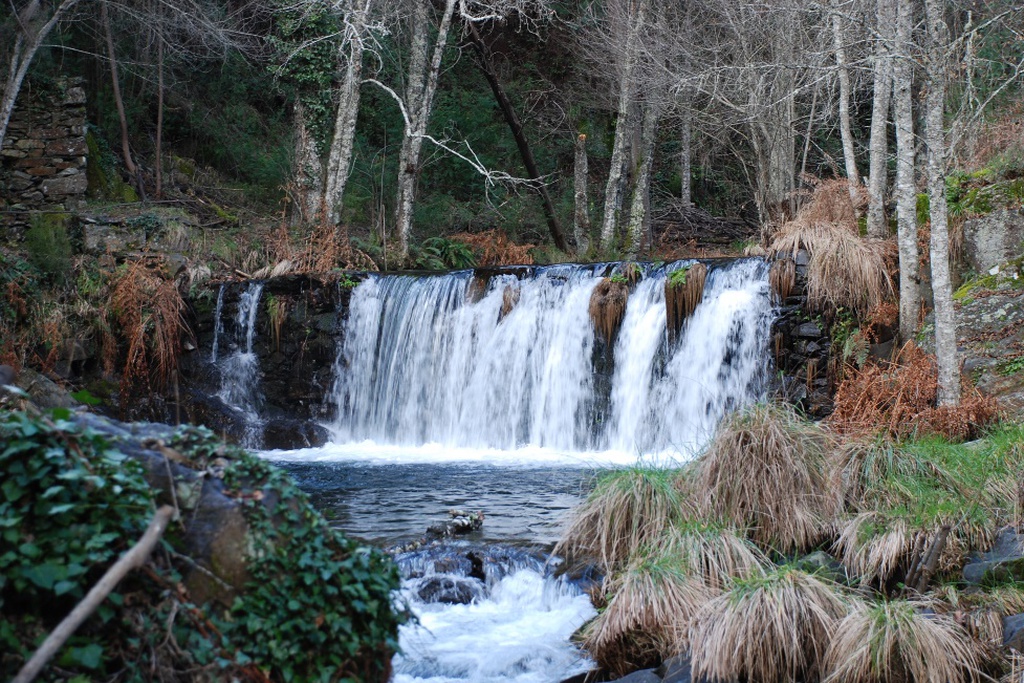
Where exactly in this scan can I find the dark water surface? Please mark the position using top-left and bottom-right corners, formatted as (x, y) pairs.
(270, 461), (599, 546)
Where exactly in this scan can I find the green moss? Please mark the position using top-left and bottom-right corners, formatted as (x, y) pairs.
(24, 212), (72, 285)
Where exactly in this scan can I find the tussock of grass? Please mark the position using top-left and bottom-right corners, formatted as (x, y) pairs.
(584, 549), (712, 672)
(769, 179), (894, 316)
(822, 599), (980, 683)
(589, 278), (629, 344)
(662, 520), (767, 590)
(932, 585), (1024, 662)
(665, 262), (707, 341)
(691, 566), (847, 683)
(694, 402), (832, 552)
(769, 257), (796, 303)
(556, 467), (686, 572)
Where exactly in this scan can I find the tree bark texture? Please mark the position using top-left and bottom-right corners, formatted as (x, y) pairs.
(866, 0), (894, 237)
(395, 0), (457, 260)
(924, 0), (960, 406)
(599, 0), (649, 250)
(465, 21), (568, 252)
(293, 101), (326, 225)
(574, 133), (591, 255)
(324, 1), (370, 226)
(679, 102), (692, 207)
(831, 6), (859, 199)
(155, 29), (164, 199)
(101, 1), (139, 184)
(893, 0), (920, 342)
(624, 102), (660, 258)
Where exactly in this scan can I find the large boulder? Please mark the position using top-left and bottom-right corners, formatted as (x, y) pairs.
(963, 527), (1024, 585)
(964, 208), (1024, 274)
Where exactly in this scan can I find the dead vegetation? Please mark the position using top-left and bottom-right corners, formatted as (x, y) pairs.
(450, 229), (534, 266)
(589, 278), (630, 345)
(665, 263), (707, 342)
(769, 179), (895, 316)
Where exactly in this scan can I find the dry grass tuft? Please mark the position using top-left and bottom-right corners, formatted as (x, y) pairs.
(665, 263), (707, 341)
(499, 285), (520, 322)
(691, 566), (847, 683)
(663, 520), (768, 590)
(932, 585), (1024, 664)
(834, 514), (929, 586)
(694, 402), (833, 552)
(556, 467), (686, 572)
(589, 278), (630, 345)
(110, 259), (190, 397)
(450, 229), (534, 266)
(770, 257), (796, 303)
(769, 178), (894, 316)
(822, 599), (980, 683)
(583, 549), (713, 673)
(830, 343), (999, 441)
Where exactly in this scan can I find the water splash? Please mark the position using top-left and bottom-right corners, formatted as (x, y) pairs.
(331, 259), (775, 458)
(210, 284), (225, 363)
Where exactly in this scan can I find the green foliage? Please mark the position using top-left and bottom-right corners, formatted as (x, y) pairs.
(916, 193), (931, 225)
(609, 272), (629, 285)
(1000, 356), (1024, 376)
(24, 212), (73, 285)
(668, 265), (691, 288)
(201, 433), (407, 683)
(413, 237), (477, 270)
(831, 307), (869, 370)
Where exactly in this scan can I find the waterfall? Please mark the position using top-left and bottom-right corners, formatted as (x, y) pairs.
(210, 284), (225, 363)
(330, 259), (775, 458)
(217, 281), (265, 447)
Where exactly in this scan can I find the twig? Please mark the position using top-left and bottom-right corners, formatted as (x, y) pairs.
(12, 505), (175, 683)
(914, 525), (951, 594)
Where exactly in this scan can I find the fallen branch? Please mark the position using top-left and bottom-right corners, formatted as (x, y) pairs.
(12, 505), (176, 683)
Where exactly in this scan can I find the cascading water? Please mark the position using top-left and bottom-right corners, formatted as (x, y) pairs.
(329, 258), (774, 458)
(216, 281), (265, 447)
(210, 284), (225, 363)
(265, 258), (778, 682)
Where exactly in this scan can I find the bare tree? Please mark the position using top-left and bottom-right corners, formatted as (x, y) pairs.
(892, 0), (919, 342)
(865, 0), (894, 237)
(831, 0), (860, 199)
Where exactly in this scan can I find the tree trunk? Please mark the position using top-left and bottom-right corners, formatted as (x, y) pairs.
(679, 102), (692, 207)
(323, 4), (368, 227)
(574, 133), (591, 255)
(893, 0), (920, 342)
(832, 5), (859, 199)
(395, 0), (457, 261)
(293, 101), (325, 225)
(465, 21), (567, 252)
(866, 0), (894, 237)
(155, 29), (164, 199)
(101, 1), (139, 185)
(599, 0), (649, 251)
(0, 0), (83, 153)
(624, 102), (660, 258)
(924, 0), (960, 406)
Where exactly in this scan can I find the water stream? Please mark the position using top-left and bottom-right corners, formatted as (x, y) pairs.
(216, 281), (265, 448)
(259, 258), (777, 682)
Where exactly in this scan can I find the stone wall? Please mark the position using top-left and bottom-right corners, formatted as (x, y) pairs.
(0, 78), (89, 236)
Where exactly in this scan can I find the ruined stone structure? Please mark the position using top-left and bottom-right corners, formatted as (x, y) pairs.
(0, 78), (88, 236)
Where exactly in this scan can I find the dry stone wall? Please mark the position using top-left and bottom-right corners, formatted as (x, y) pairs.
(0, 78), (88, 236)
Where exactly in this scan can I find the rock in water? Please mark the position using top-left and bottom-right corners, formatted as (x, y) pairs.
(0, 365), (15, 387)
(426, 509), (485, 538)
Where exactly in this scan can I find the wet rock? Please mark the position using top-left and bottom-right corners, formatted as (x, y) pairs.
(16, 368), (77, 408)
(964, 528), (1024, 585)
(615, 668), (661, 683)
(657, 654), (696, 683)
(559, 672), (597, 683)
(795, 550), (847, 583)
(795, 322), (822, 338)
(427, 509), (485, 538)
(1005, 614), (1024, 652)
(415, 575), (485, 605)
(262, 418), (330, 450)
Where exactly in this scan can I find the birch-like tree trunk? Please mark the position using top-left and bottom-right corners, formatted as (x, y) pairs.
(679, 103), (692, 207)
(599, 0), (649, 251)
(0, 0), (82, 153)
(624, 102), (660, 258)
(924, 0), (960, 406)
(831, 5), (859, 199)
(293, 101), (325, 225)
(866, 0), (894, 237)
(893, 0), (919, 342)
(574, 133), (591, 255)
(102, 1), (140, 190)
(394, 0), (457, 260)
(323, 0), (370, 226)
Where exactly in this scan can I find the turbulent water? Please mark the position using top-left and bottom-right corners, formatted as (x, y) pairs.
(233, 259), (776, 683)
(216, 281), (265, 448)
(329, 259), (775, 458)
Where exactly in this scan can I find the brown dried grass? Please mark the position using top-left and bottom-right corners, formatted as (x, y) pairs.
(770, 257), (796, 303)
(690, 566), (847, 683)
(662, 520), (768, 590)
(665, 263), (707, 342)
(932, 585), (1024, 665)
(450, 230), (534, 266)
(693, 402), (833, 552)
(829, 343), (999, 441)
(110, 259), (190, 395)
(822, 599), (980, 683)
(589, 278), (629, 345)
(583, 549), (713, 671)
(555, 467), (687, 573)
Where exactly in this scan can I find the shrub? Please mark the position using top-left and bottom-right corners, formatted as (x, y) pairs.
(24, 213), (73, 285)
